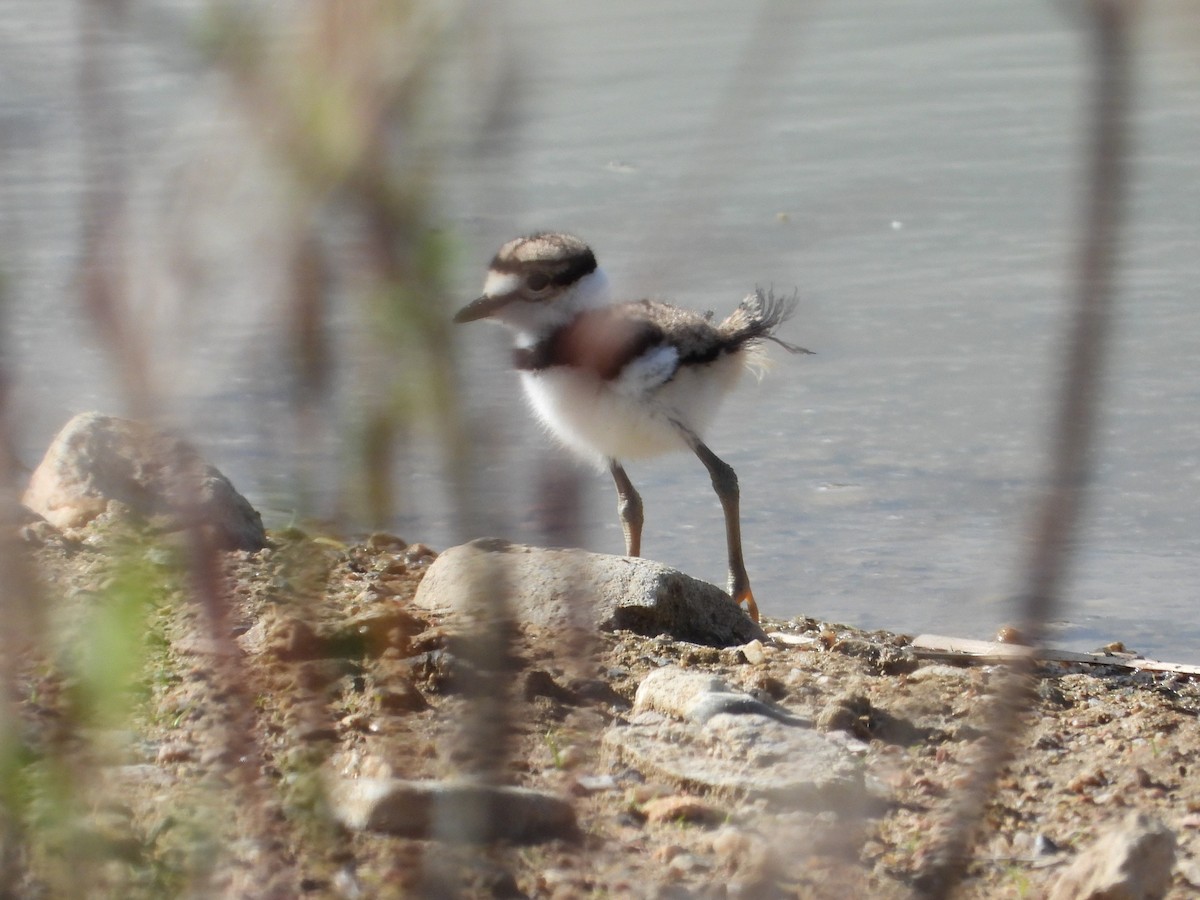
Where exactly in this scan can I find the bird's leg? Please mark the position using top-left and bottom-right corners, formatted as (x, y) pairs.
(687, 437), (759, 623)
(609, 460), (643, 557)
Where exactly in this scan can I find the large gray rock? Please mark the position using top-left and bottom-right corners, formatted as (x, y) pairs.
(411, 538), (764, 647)
(22, 412), (266, 551)
(604, 667), (866, 812)
(1048, 811), (1176, 900)
(328, 777), (577, 843)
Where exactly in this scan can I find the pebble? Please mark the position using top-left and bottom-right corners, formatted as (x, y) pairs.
(366, 532), (408, 551)
(766, 632), (820, 648)
(666, 852), (706, 876)
(339, 712), (371, 732)
(154, 742), (192, 766)
(740, 640), (767, 665)
(1047, 811), (1175, 900)
(375, 681), (429, 713)
(816, 693), (872, 739)
(339, 607), (427, 657)
(906, 664), (971, 683)
(571, 774), (618, 794)
(608, 668), (866, 811)
(642, 795), (722, 826)
(404, 543), (438, 565)
(633, 668), (732, 720)
(556, 744), (586, 770)
(328, 777), (577, 843)
(710, 825), (774, 884)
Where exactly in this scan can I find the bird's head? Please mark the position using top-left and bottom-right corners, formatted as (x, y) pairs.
(454, 233), (612, 340)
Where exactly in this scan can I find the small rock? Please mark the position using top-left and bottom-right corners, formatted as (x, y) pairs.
(555, 744), (586, 770)
(375, 680), (429, 713)
(328, 778), (577, 844)
(16, 511), (61, 545)
(633, 667), (803, 725)
(405, 543), (438, 565)
(688, 691), (793, 724)
(996, 625), (1027, 644)
(339, 712), (372, 733)
(740, 639), (767, 665)
(109, 763), (177, 793)
(745, 672), (788, 701)
(156, 742), (194, 764)
(567, 677), (629, 708)
(711, 826), (751, 862)
(608, 669), (865, 811)
(711, 825), (776, 887)
(296, 721), (339, 743)
(628, 783), (674, 806)
(1177, 857), (1200, 889)
(366, 532), (408, 551)
(199, 743), (236, 768)
(294, 659), (355, 691)
(642, 795), (722, 826)
(524, 670), (580, 705)
(239, 614), (325, 661)
(653, 843), (686, 864)
(634, 668), (731, 720)
(536, 868), (575, 894)
(1067, 767), (1110, 793)
(666, 852), (706, 876)
(816, 694), (873, 740)
(333, 607), (427, 658)
(22, 412), (266, 550)
(401, 648), (463, 694)
(1048, 811), (1175, 900)
(571, 774), (618, 794)
(906, 664), (971, 683)
(767, 632), (820, 648)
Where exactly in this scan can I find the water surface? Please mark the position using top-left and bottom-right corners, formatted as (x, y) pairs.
(2, 1), (1197, 657)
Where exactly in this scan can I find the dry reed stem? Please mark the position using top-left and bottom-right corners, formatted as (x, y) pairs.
(913, 2), (1135, 896)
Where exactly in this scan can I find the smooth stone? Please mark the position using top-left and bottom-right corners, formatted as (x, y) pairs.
(328, 777), (577, 844)
(412, 538), (764, 648)
(1048, 811), (1175, 900)
(642, 795), (722, 825)
(634, 667), (807, 725)
(606, 667), (862, 811)
(605, 711), (866, 811)
(22, 412), (266, 551)
(740, 639), (768, 664)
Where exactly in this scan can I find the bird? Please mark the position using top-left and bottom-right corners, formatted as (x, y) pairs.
(453, 232), (808, 622)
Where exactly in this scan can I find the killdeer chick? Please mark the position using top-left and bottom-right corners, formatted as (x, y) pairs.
(454, 232), (808, 622)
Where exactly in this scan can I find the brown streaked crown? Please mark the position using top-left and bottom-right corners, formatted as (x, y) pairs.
(490, 233), (597, 288)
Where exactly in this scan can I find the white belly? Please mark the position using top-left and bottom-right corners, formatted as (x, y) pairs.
(519, 353), (746, 467)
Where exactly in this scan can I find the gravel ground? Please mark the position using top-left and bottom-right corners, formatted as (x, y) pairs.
(11, 527), (1200, 898)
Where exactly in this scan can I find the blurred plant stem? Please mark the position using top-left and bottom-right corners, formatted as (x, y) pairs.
(206, 0), (497, 885)
(914, 2), (1135, 896)
(0, 0), (478, 893)
(206, 0), (468, 532)
(0, 279), (43, 898)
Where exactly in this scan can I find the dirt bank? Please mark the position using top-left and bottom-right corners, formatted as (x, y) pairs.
(9, 527), (1200, 898)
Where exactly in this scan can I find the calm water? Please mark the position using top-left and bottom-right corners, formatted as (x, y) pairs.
(2, 2), (1198, 657)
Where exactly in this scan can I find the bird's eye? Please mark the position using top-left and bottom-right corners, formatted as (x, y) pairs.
(526, 272), (551, 293)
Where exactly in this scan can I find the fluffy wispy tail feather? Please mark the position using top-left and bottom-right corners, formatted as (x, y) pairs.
(728, 288), (812, 355)
(717, 288), (811, 380)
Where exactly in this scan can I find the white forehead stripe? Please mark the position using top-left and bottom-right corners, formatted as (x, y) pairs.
(482, 271), (522, 298)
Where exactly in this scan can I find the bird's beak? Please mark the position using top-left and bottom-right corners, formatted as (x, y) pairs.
(453, 293), (513, 324)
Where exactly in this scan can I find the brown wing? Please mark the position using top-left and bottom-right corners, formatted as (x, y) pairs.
(514, 305), (665, 380)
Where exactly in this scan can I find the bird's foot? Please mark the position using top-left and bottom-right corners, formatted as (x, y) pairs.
(733, 587), (760, 624)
